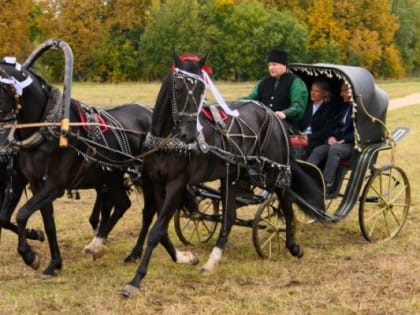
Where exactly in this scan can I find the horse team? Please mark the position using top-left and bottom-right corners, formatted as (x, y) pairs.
(0, 51), (325, 298)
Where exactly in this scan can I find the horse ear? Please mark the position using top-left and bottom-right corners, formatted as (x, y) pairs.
(173, 49), (181, 68)
(199, 52), (209, 69)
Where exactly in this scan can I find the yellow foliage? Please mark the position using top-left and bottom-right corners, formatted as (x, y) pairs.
(215, 0), (238, 8)
(0, 0), (32, 60)
(348, 29), (382, 68)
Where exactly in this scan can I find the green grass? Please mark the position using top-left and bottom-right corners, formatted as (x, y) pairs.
(377, 78), (420, 98)
(1, 81), (419, 314)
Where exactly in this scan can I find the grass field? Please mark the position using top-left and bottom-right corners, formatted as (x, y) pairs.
(0, 81), (419, 314)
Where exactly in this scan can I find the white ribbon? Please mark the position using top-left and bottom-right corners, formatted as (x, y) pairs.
(0, 76), (33, 96)
(173, 68), (240, 132)
(202, 71), (239, 117)
(197, 71), (239, 131)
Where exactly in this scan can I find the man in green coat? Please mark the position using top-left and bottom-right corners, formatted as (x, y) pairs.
(242, 48), (309, 134)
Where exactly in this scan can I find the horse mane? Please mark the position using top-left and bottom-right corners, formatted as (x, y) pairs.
(151, 73), (173, 136)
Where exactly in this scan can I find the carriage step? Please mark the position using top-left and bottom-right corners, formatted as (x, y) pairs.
(390, 126), (410, 143)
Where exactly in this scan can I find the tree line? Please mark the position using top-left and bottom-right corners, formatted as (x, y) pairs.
(1, 0), (419, 82)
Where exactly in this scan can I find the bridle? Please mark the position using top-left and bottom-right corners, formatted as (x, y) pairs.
(170, 68), (206, 128)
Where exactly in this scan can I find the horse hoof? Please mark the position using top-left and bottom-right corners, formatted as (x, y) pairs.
(41, 272), (57, 279)
(297, 248), (304, 258)
(123, 255), (137, 263)
(31, 255), (41, 270)
(83, 246), (92, 255)
(291, 245), (304, 258)
(93, 252), (104, 261)
(83, 246), (105, 260)
(37, 230), (45, 242)
(176, 250), (199, 265)
(120, 284), (138, 298)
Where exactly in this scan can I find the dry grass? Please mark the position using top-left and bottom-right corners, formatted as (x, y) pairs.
(0, 82), (419, 314)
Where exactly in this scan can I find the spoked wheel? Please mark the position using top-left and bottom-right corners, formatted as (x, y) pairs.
(359, 165), (410, 242)
(174, 196), (220, 246)
(252, 194), (286, 259)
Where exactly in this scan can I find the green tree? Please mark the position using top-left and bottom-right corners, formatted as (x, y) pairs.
(139, 0), (205, 80)
(223, 2), (308, 80)
(393, 0), (420, 75)
(88, 0), (151, 81)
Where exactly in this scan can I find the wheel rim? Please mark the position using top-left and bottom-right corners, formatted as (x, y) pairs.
(359, 166), (410, 242)
(252, 195), (286, 259)
(174, 197), (219, 246)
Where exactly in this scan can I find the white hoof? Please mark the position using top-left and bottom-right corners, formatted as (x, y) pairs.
(200, 247), (222, 274)
(83, 237), (107, 260)
(175, 249), (199, 265)
(120, 284), (139, 298)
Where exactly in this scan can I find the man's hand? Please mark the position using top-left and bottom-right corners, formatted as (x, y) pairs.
(327, 136), (338, 145)
(275, 111), (286, 119)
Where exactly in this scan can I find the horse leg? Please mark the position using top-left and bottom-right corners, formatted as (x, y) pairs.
(88, 186), (112, 235)
(123, 190), (155, 263)
(16, 184), (62, 271)
(121, 215), (176, 297)
(83, 182), (130, 260)
(200, 179), (237, 274)
(121, 180), (189, 298)
(39, 203), (62, 277)
(279, 189), (303, 257)
(0, 176), (45, 241)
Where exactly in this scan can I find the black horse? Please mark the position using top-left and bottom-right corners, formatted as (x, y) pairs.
(120, 53), (327, 297)
(0, 61), (152, 276)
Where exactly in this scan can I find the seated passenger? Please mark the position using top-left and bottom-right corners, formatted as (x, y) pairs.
(306, 82), (354, 194)
(241, 48), (308, 134)
(303, 78), (335, 157)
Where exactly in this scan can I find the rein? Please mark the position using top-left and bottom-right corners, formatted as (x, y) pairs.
(0, 121), (146, 136)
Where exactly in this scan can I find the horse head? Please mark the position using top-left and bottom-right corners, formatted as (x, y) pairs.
(166, 51), (209, 143)
(0, 60), (51, 148)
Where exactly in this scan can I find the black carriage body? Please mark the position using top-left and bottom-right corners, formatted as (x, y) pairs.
(289, 63), (389, 147)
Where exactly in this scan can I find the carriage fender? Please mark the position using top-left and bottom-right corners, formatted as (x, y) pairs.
(290, 159), (326, 215)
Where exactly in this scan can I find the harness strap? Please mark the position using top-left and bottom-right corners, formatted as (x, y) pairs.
(68, 147), (96, 189)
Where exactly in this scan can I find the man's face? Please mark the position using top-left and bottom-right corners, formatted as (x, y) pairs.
(268, 62), (287, 78)
(341, 84), (351, 102)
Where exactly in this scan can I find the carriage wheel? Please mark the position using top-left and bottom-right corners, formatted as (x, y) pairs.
(174, 196), (220, 246)
(359, 165), (410, 242)
(252, 194), (286, 259)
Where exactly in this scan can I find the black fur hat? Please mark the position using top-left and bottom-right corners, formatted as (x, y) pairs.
(267, 48), (288, 65)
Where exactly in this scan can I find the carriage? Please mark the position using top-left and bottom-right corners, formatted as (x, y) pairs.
(173, 63), (411, 258)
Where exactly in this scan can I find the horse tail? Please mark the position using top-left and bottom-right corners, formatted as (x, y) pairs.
(289, 159), (330, 222)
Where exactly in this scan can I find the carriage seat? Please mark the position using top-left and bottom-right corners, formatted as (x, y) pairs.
(289, 135), (308, 160)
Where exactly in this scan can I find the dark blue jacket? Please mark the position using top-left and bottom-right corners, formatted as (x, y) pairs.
(328, 102), (354, 144)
